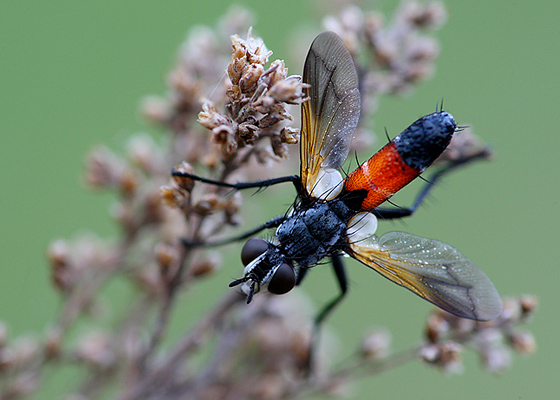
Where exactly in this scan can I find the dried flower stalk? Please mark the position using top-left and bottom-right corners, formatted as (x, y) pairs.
(0, 3), (536, 400)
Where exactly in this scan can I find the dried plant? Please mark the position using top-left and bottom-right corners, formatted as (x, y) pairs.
(0, 2), (536, 400)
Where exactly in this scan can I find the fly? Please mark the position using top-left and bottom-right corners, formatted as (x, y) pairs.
(172, 31), (502, 325)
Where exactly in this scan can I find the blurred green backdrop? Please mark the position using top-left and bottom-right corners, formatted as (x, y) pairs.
(1, 0), (558, 399)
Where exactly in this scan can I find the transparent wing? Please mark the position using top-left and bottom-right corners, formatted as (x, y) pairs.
(300, 31), (360, 197)
(348, 231), (502, 320)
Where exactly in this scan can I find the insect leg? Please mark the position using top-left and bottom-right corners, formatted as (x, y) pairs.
(315, 252), (348, 327)
(181, 215), (286, 248)
(172, 169), (301, 192)
(306, 252), (348, 372)
(295, 266), (309, 286)
(374, 152), (488, 220)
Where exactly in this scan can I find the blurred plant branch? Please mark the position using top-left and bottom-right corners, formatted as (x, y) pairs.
(0, 2), (536, 399)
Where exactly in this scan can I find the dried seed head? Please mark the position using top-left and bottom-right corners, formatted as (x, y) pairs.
(212, 124), (238, 157)
(238, 120), (259, 143)
(499, 297), (522, 324)
(257, 113), (282, 129)
(508, 331), (537, 355)
(194, 193), (223, 215)
(230, 28), (272, 66)
(198, 101), (231, 130)
(118, 170), (138, 197)
(172, 162), (196, 192)
(155, 242), (179, 273)
(126, 133), (159, 174)
(1, 337), (40, 371)
(271, 135), (288, 159)
(263, 59), (288, 86)
(280, 127), (299, 144)
(47, 240), (71, 292)
(76, 331), (116, 371)
(84, 147), (125, 189)
(239, 63), (264, 93)
(482, 345), (512, 373)
(265, 76), (306, 105)
(420, 341), (464, 374)
(228, 54), (247, 86)
(361, 328), (391, 360)
(160, 184), (188, 208)
(140, 95), (172, 125)
(201, 149), (220, 169)
(519, 295), (538, 317)
(191, 252), (222, 278)
(402, 0), (448, 29)
(323, 6), (364, 54)
(425, 313), (448, 343)
(44, 327), (63, 360)
(223, 192), (243, 225)
(364, 11), (385, 40)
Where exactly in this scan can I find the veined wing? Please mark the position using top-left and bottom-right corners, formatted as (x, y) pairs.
(300, 31), (360, 199)
(348, 231), (502, 320)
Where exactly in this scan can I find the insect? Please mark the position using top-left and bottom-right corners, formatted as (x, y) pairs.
(173, 31), (502, 324)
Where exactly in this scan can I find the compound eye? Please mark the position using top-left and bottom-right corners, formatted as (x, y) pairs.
(268, 263), (296, 295)
(241, 238), (269, 266)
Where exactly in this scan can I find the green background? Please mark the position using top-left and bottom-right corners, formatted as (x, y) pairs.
(1, 1), (558, 399)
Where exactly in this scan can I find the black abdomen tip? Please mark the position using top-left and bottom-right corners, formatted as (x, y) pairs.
(394, 111), (457, 172)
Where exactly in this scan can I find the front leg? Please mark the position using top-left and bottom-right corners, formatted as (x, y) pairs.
(181, 215), (286, 248)
(172, 169), (301, 193)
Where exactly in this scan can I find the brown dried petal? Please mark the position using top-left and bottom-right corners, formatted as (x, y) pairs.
(84, 147), (125, 189)
(155, 242), (179, 273)
(364, 11), (386, 40)
(519, 295), (538, 316)
(271, 135), (288, 158)
(172, 162), (196, 192)
(508, 331), (537, 355)
(228, 55), (247, 85)
(198, 102), (230, 130)
(267, 76), (306, 104)
(265, 59), (288, 86)
(239, 63), (264, 93)
(212, 124), (238, 156)
(194, 193), (223, 215)
(238, 121), (259, 143)
(425, 313), (448, 343)
(403, 1), (448, 29)
(191, 252), (222, 278)
(280, 127), (299, 144)
(160, 185), (185, 208)
(252, 95), (275, 114)
(258, 113), (281, 129)
(230, 30), (272, 66)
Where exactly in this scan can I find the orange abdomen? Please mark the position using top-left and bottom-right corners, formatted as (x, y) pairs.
(344, 142), (420, 210)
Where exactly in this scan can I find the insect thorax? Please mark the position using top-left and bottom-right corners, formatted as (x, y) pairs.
(275, 199), (353, 267)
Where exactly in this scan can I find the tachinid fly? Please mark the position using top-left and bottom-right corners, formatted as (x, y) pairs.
(173, 31), (502, 324)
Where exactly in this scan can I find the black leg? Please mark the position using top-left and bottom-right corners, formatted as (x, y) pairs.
(181, 215), (286, 248)
(314, 252), (348, 326)
(172, 169), (301, 193)
(295, 266), (309, 286)
(374, 154), (487, 220)
(306, 252), (348, 373)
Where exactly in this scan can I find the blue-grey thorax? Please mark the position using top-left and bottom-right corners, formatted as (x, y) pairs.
(275, 199), (353, 267)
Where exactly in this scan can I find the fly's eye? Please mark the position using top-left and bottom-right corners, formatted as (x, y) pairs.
(267, 263), (296, 295)
(241, 238), (269, 266)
